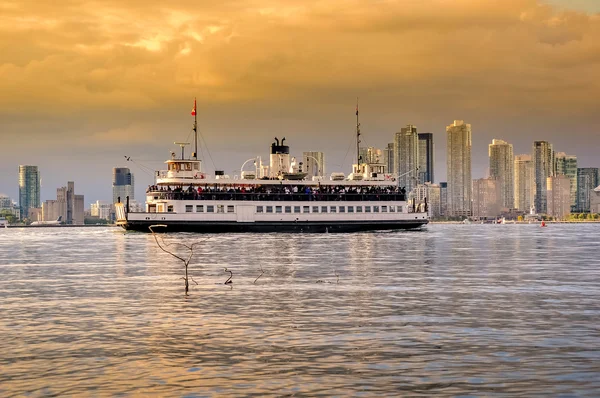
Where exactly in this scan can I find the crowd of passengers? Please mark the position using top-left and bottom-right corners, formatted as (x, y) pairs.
(146, 184), (407, 201)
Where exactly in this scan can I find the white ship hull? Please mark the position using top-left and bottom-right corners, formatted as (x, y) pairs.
(117, 200), (428, 233)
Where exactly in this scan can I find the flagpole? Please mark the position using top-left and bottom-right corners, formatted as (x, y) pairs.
(356, 97), (360, 165)
(193, 98), (198, 160)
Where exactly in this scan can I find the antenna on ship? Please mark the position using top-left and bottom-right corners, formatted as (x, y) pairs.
(356, 97), (361, 165)
(191, 97), (198, 160)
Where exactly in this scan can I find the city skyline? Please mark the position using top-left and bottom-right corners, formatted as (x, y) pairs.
(1, 0), (600, 203)
(3, 126), (599, 210)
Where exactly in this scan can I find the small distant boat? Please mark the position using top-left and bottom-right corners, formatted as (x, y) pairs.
(541, 221), (547, 227)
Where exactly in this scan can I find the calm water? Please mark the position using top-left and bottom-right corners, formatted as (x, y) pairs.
(0, 224), (599, 396)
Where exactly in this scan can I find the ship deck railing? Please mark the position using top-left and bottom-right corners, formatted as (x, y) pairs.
(145, 191), (408, 202)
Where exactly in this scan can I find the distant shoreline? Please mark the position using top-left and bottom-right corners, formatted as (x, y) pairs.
(430, 220), (600, 224)
(4, 224), (119, 229)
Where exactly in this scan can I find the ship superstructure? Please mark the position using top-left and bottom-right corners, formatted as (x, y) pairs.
(116, 102), (428, 232)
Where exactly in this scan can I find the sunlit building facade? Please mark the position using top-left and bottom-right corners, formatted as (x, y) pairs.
(472, 178), (501, 219)
(590, 186), (600, 214)
(547, 175), (571, 220)
(414, 183), (441, 219)
(303, 151), (325, 178)
(91, 200), (113, 220)
(394, 125), (419, 193)
(554, 152), (577, 212)
(42, 181), (84, 224)
(446, 120), (472, 217)
(532, 141), (554, 214)
(489, 139), (514, 209)
(514, 154), (534, 212)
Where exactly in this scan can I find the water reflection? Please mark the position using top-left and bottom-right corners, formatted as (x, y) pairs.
(0, 225), (599, 396)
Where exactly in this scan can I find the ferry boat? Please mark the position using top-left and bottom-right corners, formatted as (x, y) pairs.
(115, 103), (429, 233)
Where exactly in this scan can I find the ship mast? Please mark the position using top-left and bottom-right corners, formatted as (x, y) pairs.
(356, 98), (361, 165)
(192, 97), (198, 160)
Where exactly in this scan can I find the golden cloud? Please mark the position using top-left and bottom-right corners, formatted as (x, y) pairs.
(0, 0), (599, 117)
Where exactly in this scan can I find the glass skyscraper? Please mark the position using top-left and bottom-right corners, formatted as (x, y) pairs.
(418, 133), (434, 184)
(577, 168), (599, 213)
(18, 165), (40, 219)
(532, 141), (554, 214)
(112, 167), (135, 204)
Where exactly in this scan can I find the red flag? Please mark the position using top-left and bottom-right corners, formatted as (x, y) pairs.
(191, 99), (196, 116)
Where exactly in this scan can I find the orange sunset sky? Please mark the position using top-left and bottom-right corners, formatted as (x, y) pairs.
(1, 0), (599, 202)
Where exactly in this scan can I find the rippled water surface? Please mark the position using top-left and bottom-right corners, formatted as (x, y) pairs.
(1, 224), (599, 396)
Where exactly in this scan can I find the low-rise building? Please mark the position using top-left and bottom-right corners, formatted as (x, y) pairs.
(28, 207), (42, 222)
(472, 178), (501, 219)
(590, 186), (600, 214)
(414, 183), (442, 219)
(547, 175), (571, 219)
(90, 200), (113, 220)
(0, 194), (21, 221)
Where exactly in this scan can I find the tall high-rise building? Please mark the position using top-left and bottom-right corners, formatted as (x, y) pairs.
(383, 143), (394, 174)
(488, 139), (514, 209)
(439, 182), (448, 217)
(554, 152), (578, 212)
(577, 168), (599, 212)
(446, 120), (472, 217)
(514, 154), (534, 212)
(417, 133), (434, 184)
(112, 167), (135, 204)
(303, 151), (325, 178)
(547, 175), (571, 220)
(18, 165), (41, 219)
(532, 141), (554, 214)
(394, 124), (419, 193)
(472, 178), (501, 219)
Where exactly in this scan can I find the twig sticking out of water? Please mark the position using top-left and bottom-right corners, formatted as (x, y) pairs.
(333, 268), (340, 284)
(223, 268), (233, 284)
(149, 225), (209, 295)
(254, 265), (265, 284)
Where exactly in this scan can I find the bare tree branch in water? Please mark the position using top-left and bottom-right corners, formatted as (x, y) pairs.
(149, 225), (209, 295)
(223, 268), (233, 284)
(254, 264), (265, 284)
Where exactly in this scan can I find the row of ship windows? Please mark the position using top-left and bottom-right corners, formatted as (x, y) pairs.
(185, 205), (403, 214)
